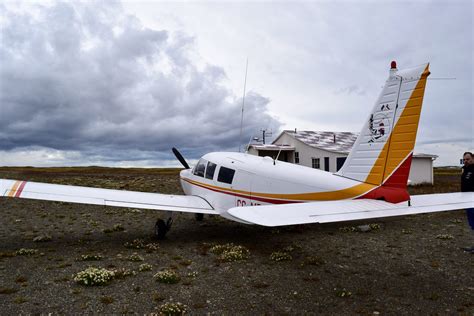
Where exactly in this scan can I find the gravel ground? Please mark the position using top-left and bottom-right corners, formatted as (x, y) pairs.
(0, 167), (473, 315)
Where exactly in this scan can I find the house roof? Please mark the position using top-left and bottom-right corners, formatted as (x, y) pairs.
(272, 130), (437, 159)
(277, 130), (358, 154)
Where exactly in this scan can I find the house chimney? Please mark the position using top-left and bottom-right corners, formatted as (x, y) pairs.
(294, 128), (297, 134)
(333, 133), (336, 143)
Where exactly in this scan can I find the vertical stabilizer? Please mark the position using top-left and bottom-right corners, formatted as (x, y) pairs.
(337, 62), (430, 190)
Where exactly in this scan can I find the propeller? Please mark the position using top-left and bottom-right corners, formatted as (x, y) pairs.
(172, 147), (190, 169)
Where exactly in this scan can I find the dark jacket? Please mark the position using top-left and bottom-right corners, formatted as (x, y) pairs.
(461, 164), (474, 192)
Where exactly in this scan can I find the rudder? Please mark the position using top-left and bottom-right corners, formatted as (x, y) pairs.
(337, 61), (430, 197)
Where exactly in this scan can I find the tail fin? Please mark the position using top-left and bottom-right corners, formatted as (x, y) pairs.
(337, 61), (430, 198)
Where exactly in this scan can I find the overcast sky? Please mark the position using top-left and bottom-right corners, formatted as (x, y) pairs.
(0, 0), (472, 167)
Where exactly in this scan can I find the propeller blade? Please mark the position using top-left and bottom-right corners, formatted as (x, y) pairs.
(172, 147), (190, 169)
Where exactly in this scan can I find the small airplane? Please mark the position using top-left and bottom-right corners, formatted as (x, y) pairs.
(1, 61), (472, 239)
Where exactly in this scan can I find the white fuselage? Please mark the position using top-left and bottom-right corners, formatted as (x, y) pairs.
(180, 152), (374, 218)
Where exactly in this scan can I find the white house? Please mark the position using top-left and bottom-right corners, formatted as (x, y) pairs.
(247, 130), (437, 185)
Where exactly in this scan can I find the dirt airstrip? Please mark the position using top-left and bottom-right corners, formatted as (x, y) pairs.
(0, 167), (473, 315)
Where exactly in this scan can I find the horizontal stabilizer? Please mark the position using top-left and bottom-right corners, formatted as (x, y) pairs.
(226, 192), (473, 226)
(1, 179), (216, 214)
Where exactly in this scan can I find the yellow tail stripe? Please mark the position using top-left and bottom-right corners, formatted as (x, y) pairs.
(365, 64), (430, 185)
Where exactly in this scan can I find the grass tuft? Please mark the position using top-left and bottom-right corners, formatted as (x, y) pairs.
(103, 224), (124, 233)
(100, 296), (114, 304)
(0, 287), (18, 294)
(436, 234), (454, 240)
(79, 254), (103, 261)
(270, 251), (292, 262)
(33, 234), (52, 242)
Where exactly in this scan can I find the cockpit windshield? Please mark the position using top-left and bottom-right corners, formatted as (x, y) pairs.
(193, 158), (207, 177)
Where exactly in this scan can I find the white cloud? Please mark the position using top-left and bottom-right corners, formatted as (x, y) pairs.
(0, 1), (281, 166)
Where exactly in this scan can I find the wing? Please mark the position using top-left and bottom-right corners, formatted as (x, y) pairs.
(226, 192), (474, 226)
(1, 179), (216, 214)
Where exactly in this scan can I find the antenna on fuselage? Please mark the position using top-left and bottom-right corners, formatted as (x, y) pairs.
(274, 147), (283, 165)
(238, 58), (249, 152)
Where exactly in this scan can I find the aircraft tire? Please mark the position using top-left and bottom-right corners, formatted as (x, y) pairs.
(154, 219), (168, 239)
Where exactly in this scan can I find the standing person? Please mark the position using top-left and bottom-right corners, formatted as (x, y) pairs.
(461, 152), (474, 253)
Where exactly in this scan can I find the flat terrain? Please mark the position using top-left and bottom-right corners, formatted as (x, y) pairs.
(0, 167), (473, 315)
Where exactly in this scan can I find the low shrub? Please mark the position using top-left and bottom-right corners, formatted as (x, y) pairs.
(209, 243), (249, 262)
(159, 302), (188, 315)
(138, 264), (153, 272)
(154, 270), (180, 284)
(16, 248), (38, 256)
(128, 253), (144, 262)
(73, 267), (115, 286)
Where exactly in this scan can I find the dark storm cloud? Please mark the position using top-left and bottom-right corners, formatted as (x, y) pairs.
(0, 2), (280, 164)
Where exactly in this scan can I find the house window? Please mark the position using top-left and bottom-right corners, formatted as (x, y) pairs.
(294, 152), (300, 164)
(312, 158), (320, 169)
(336, 157), (347, 171)
(324, 157), (330, 171)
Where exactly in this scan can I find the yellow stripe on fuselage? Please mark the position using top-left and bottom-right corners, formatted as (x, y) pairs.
(183, 177), (376, 202)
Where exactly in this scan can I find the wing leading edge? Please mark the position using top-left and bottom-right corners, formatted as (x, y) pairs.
(226, 192), (474, 226)
(1, 179), (217, 214)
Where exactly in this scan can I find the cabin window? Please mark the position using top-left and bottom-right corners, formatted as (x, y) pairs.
(205, 161), (217, 180)
(193, 159), (207, 177)
(217, 166), (235, 184)
(294, 152), (300, 164)
(312, 158), (320, 169)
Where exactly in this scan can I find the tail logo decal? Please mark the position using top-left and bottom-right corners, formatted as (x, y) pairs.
(368, 106), (392, 143)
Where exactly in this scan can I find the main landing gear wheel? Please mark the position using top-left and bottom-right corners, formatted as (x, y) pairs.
(154, 218), (173, 240)
(195, 213), (204, 221)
